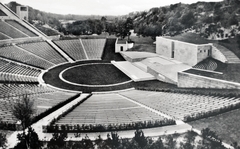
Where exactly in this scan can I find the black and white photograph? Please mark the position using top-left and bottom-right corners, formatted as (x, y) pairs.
(0, 0), (240, 148)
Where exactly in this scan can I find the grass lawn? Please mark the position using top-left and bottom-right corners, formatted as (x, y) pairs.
(127, 36), (156, 53)
(188, 108), (240, 145)
(127, 44), (156, 53)
(62, 63), (131, 85)
(166, 32), (217, 44)
(218, 35), (240, 58)
(43, 60), (133, 92)
(130, 36), (155, 44)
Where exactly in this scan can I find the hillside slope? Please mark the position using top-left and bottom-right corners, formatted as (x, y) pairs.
(129, 0), (240, 37)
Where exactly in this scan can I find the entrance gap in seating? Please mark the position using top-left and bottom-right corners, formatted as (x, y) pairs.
(171, 42), (174, 58)
(120, 46), (123, 51)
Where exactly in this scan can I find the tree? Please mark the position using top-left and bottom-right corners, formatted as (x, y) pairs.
(125, 17), (133, 41)
(133, 129), (148, 148)
(180, 131), (197, 149)
(105, 132), (120, 148)
(150, 137), (164, 149)
(185, 131), (197, 144)
(201, 127), (213, 143)
(228, 14), (238, 26)
(14, 127), (42, 149)
(115, 17), (133, 40)
(232, 141), (240, 149)
(237, 35), (240, 49)
(11, 95), (35, 130)
(115, 20), (129, 39)
(83, 134), (94, 149)
(101, 16), (107, 32)
(106, 22), (116, 35)
(47, 132), (68, 149)
(181, 11), (196, 28)
(11, 95), (36, 149)
(165, 135), (176, 149)
(0, 132), (7, 149)
(201, 128), (225, 149)
(94, 135), (105, 149)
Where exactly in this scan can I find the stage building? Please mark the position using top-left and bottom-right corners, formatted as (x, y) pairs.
(156, 36), (212, 66)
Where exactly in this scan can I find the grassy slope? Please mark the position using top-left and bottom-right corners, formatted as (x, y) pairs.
(186, 64), (240, 83)
(130, 36), (155, 44)
(219, 35), (240, 59)
(127, 44), (156, 53)
(166, 33), (217, 44)
(127, 36), (156, 53)
(189, 109), (240, 145)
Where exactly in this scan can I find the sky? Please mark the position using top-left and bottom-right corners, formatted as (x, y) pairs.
(1, 0), (221, 16)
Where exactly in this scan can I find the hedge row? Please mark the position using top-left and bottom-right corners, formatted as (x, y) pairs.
(183, 101), (240, 122)
(44, 119), (176, 133)
(0, 121), (17, 131)
(136, 87), (240, 98)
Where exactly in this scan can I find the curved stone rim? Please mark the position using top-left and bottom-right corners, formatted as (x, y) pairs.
(42, 60), (134, 92)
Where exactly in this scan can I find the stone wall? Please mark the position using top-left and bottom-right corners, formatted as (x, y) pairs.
(197, 44), (212, 63)
(156, 37), (172, 58)
(178, 72), (240, 89)
(120, 52), (133, 62)
(174, 41), (198, 66)
(147, 67), (177, 85)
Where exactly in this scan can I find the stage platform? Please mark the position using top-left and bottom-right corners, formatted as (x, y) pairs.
(140, 56), (191, 84)
(111, 61), (156, 82)
(120, 51), (159, 62)
(118, 51), (192, 84)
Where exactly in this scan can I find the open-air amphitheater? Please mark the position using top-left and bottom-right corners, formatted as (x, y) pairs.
(1, 2), (240, 148)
